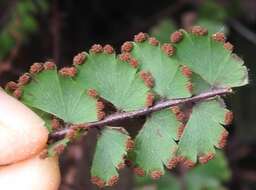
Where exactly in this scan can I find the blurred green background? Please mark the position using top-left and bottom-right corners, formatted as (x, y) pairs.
(0, 0), (255, 189)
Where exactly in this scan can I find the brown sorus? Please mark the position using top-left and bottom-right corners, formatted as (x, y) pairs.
(145, 92), (154, 107)
(5, 81), (18, 91)
(90, 44), (103, 53)
(103, 44), (114, 54)
(225, 111), (233, 125)
(121, 41), (133, 52)
(59, 67), (77, 77)
(218, 130), (229, 148)
(177, 124), (186, 139)
(150, 170), (163, 180)
(148, 37), (159, 46)
(140, 71), (154, 88)
(73, 52), (86, 65)
(119, 52), (131, 62)
(91, 176), (105, 188)
(170, 31), (183, 43)
(44, 61), (56, 70)
(161, 43), (175, 56)
(30, 62), (43, 74)
(18, 73), (30, 86)
(199, 152), (215, 164)
(51, 118), (61, 130)
(126, 139), (135, 151)
(108, 176), (119, 186)
(13, 88), (23, 99)
(212, 32), (226, 42)
(133, 167), (145, 176)
(134, 32), (148, 43)
(191, 26), (208, 36)
(181, 66), (192, 78)
(224, 42), (234, 51)
(87, 88), (98, 98)
(129, 58), (139, 68)
(97, 111), (106, 120)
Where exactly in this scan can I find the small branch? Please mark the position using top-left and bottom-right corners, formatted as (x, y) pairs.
(50, 88), (232, 139)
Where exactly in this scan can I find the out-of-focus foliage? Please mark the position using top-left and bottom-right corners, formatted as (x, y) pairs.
(135, 151), (231, 190)
(149, 19), (176, 43)
(0, 0), (48, 60)
(196, 0), (228, 34)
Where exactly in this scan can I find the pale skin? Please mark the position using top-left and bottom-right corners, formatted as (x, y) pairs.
(0, 89), (61, 190)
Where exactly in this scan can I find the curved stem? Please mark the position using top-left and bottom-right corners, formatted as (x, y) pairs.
(50, 88), (232, 139)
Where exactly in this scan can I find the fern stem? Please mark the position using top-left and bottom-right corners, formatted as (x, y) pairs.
(50, 88), (232, 139)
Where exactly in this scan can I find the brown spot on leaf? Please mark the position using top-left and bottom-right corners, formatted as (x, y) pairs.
(44, 61), (56, 70)
(177, 124), (186, 139)
(117, 162), (126, 170)
(212, 32), (226, 42)
(218, 130), (229, 148)
(121, 41), (133, 52)
(97, 111), (106, 120)
(13, 87), (23, 99)
(96, 101), (105, 111)
(199, 152), (215, 164)
(134, 32), (148, 43)
(18, 73), (30, 86)
(181, 66), (192, 78)
(30, 62), (43, 74)
(186, 82), (193, 93)
(126, 138), (134, 151)
(182, 159), (195, 168)
(87, 88), (98, 98)
(224, 42), (234, 51)
(167, 156), (182, 169)
(90, 44), (103, 53)
(119, 52), (131, 62)
(145, 92), (154, 107)
(161, 43), (175, 56)
(150, 170), (163, 180)
(170, 31), (183, 43)
(148, 37), (159, 46)
(129, 58), (139, 68)
(5, 81), (18, 91)
(176, 111), (186, 122)
(140, 71), (154, 88)
(59, 67), (77, 77)
(91, 176), (106, 188)
(103, 44), (114, 54)
(51, 118), (61, 130)
(108, 175), (119, 186)
(133, 167), (145, 176)
(171, 106), (181, 114)
(73, 52), (86, 65)
(191, 26), (208, 36)
(225, 111), (233, 125)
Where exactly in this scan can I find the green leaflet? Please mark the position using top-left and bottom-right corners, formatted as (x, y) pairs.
(177, 99), (230, 163)
(91, 127), (130, 187)
(174, 30), (248, 88)
(185, 151), (231, 190)
(132, 109), (180, 176)
(134, 151), (230, 190)
(21, 69), (98, 124)
(75, 52), (149, 111)
(131, 41), (191, 99)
